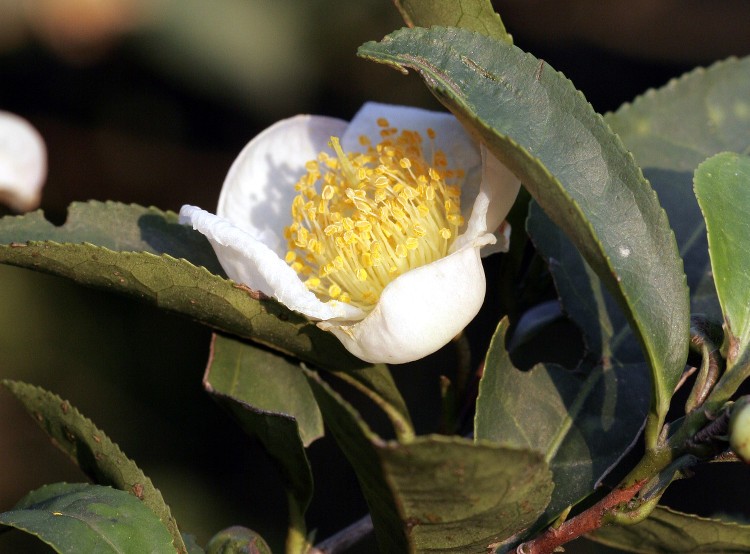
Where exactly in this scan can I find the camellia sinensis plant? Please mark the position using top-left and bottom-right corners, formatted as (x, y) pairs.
(3, 2), (750, 553)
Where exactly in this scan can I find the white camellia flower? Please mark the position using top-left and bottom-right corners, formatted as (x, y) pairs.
(0, 111), (47, 213)
(180, 103), (520, 364)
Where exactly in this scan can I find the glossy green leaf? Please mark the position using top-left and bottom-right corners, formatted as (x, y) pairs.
(475, 319), (649, 522)
(393, 0), (511, 43)
(203, 334), (318, 530)
(0, 482), (175, 553)
(305, 369), (553, 553)
(1, 380), (186, 553)
(0, 203), (365, 371)
(588, 506), (750, 553)
(694, 153), (750, 367)
(359, 26), (689, 440)
(206, 526), (272, 554)
(605, 57), (750, 323)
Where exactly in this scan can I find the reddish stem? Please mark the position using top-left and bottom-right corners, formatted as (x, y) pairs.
(515, 479), (647, 554)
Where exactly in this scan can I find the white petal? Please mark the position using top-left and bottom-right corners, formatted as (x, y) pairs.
(179, 205), (364, 321)
(318, 241), (489, 364)
(479, 144), (521, 234)
(0, 111), (47, 212)
(217, 114), (348, 254)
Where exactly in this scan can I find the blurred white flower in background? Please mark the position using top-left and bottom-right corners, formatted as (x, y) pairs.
(0, 111), (46, 212)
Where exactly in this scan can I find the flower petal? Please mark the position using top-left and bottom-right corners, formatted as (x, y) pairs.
(179, 205), (364, 321)
(217, 114), (348, 254)
(318, 239), (492, 364)
(0, 111), (47, 212)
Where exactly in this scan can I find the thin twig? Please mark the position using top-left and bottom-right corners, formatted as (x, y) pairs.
(309, 515), (373, 554)
(513, 479), (647, 554)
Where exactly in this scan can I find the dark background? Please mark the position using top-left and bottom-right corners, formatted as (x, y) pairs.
(1, 1), (750, 551)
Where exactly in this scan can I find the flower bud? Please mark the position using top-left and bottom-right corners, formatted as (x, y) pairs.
(729, 396), (750, 463)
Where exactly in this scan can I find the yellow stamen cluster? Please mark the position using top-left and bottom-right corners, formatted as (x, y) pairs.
(284, 119), (464, 311)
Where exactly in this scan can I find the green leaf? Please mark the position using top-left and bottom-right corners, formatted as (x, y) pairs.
(0, 203), (366, 371)
(206, 526), (272, 554)
(694, 153), (750, 367)
(203, 334), (319, 519)
(605, 57), (750, 323)
(305, 369), (553, 553)
(1, 380), (186, 553)
(605, 58), (750, 173)
(359, 26), (689, 442)
(0, 201), (222, 273)
(588, 506), (750, 553)
(0, 482), (175, 553)
(393, 0), (511, 43)
(475, 319), (649, 522)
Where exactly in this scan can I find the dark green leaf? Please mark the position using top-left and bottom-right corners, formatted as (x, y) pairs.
(0, 201), (222, 273)
(305, 369), (553, 553)
(393, 0), (511, 43)
(605, 57), (750, 323)
(206, 526), (272, 554)
(588, 506), (750, 553)
(203, 335), (318, 519)
(694, 152), (750, 366)
(0, 232), (365, 372)
(475, 319), (649, 522)
(0, 482), (175, 553)
(1, 380), (186, 553)
(359, 26), (689, 439)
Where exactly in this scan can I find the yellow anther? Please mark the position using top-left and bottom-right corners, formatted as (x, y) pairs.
(283, 125), (464, 310)
(376, 117), (389, 127)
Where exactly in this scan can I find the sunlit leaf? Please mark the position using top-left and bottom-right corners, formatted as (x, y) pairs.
(1, 380), (186, 553)
(305, 369), (553, 552)
(359, 26), (689, 441)
(605, 56), (750, 322)
(588, 506), (750, 553)
(393, 0), (511, 43)
(694, 153), (750, 367)
(0, 482), (175, 553)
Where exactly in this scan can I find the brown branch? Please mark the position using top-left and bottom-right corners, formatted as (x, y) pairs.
(515, 479), (647, 554)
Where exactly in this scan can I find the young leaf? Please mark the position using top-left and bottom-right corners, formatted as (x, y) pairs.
(475, 319), (649, 522)
(203, 333), (319, 526)
(305, 369), (553, 553)
(694, 152), (750, 367)
(393, 0), (512, 43)
(0, 482), (175, 553)
(359, 26), (689, 443)
(1, 379), (186, 553)
(588, 506), (750, 553)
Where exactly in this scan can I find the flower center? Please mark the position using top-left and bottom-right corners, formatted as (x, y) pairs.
(284, 118), (464, 311)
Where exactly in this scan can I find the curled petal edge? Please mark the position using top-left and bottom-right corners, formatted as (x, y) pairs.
(318, 232), (495, 364)
(179, 205), (364, 321)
